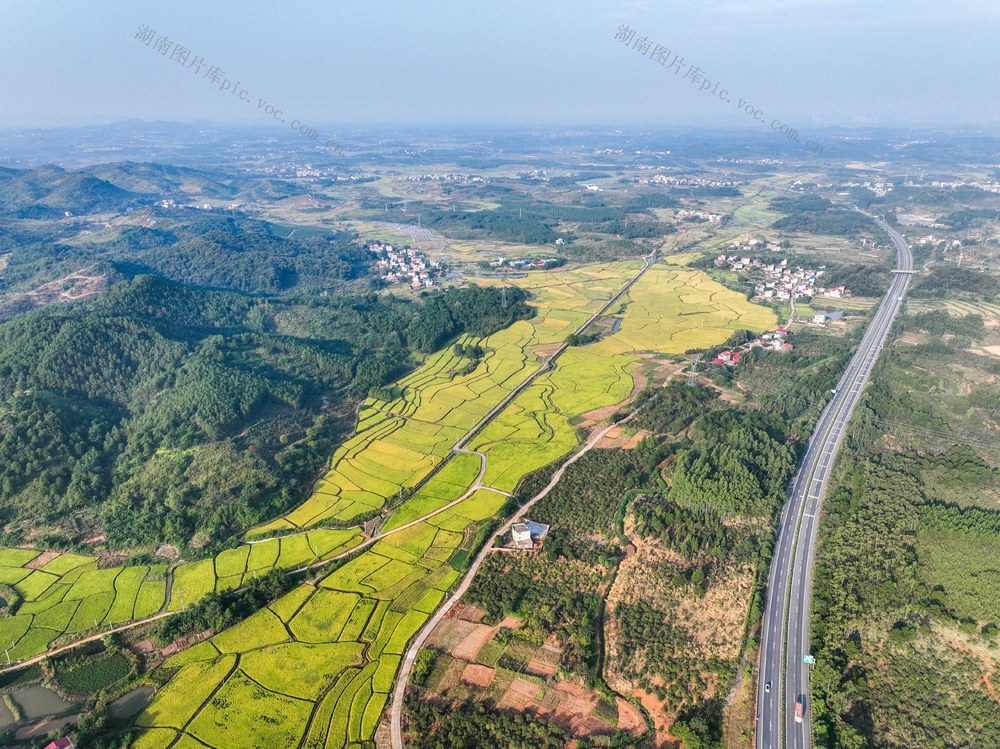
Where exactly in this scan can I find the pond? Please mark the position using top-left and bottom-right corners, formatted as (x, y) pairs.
(9, 684), (74, 720)
(0, 698), (16, 729)
(108, 685), (153, 720)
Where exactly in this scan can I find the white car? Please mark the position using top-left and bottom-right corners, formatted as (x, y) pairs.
(765, 681), (772, 693)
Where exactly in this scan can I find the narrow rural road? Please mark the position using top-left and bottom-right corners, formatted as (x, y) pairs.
(252, 252), (656, 542)
(390, 413), (637, 748)
(0, 610), (176, 676)
(292, 449), (504, 574)
(756, 215), (913, 749)
(386, 255), (657, 747)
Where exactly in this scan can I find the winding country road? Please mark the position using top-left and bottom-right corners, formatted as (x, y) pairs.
(386, 255), (659, 747)
(756, 215), (913, 749)
(389, 412), (640, 749)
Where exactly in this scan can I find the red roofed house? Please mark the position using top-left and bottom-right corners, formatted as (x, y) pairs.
(44, 739), (75, 749)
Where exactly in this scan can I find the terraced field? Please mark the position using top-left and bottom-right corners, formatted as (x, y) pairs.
(0, 528), (365, 664)
(0, 549), (168, 660)
(248, 261), (644, 538)
(472, 264), (775, 489)
(906, 298), (1000, 319)
(128, 260), (775, 749)
(133, 490), (504, 749)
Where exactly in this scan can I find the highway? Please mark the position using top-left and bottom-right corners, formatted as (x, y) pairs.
(756, 216), (913, 749)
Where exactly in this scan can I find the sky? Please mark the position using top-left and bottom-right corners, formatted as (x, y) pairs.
(1, 0), (998, 131)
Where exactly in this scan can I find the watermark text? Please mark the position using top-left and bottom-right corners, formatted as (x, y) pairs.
(134, 24), (344, 154)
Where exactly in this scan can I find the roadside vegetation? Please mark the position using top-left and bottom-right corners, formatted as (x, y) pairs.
(811, 281), (1000, 748)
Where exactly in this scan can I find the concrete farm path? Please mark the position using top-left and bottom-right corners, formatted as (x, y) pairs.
(389, 409), (643, 748)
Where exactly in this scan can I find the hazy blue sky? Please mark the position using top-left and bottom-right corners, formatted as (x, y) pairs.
(1, 0), (998, 130)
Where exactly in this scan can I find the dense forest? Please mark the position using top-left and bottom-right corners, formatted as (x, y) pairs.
(0, 165), (142, 218)
(0, 274), (531, 551)
(908, 265), (1000, 300)
(0, 164), (383, 300)
(405, 695), (568, 749)
(371, 196), (678, 248)
(466, 445), (657, 681)
(811, 320), (1000, 748)
(0, 215), (372, 299)
(770, 195), (873, 236)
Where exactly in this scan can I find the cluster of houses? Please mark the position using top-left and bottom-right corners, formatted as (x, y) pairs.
(715, 157), (784, 165)
(676, 209), (723, 222)
(714, 253), (849, 303)
(637, 174), (745, 188)
(714, 329), (793, 366)
(489, 256), (560, 269)
(923, 179), (1000, 194)
(368, 242), (438, 289)
(915, 234), (964, 250)
(398, 172), (485, 183)
(836, 180), (895, 197)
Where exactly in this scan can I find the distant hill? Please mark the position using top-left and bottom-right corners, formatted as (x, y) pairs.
(81, 161), (238, 200)
(0, 165), (140, 217)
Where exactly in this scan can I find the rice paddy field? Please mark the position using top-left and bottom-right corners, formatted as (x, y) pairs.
(0, 549), (169, 660)
(133, 489), (505, 749)
(129, 259), (776, 748)
(247, 261), (645, 538)
(0, 527), (365, 663)
(472, 263), (775, 490)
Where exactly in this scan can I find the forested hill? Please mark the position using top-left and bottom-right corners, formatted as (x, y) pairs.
(0, 214), (372, 301)
(0, 274), (531, 553)
(0, 161), (242, 218)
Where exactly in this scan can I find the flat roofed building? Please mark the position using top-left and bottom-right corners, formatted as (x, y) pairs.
(511, 523), (533, 549)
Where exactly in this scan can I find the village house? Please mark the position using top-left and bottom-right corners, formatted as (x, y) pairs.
(43, 739), (75, 749)
(509, 520), (550, 550)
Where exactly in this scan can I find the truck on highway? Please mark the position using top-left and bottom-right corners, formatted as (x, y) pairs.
(795, 697), (804, 723)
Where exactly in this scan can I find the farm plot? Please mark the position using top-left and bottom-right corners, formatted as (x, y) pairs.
(247, 263), (640, 540)
(0, 527), (362, 662)
(609, 266), (775, 353)
(906, 298), (1000, 321)
(135, 485), (516, 749)
(0, 552), (169, 661)
(381, 451), (482, 531)
(474, 263), (775, 492)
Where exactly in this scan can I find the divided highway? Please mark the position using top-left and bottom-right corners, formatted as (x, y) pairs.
(756, 216), (913, 749)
